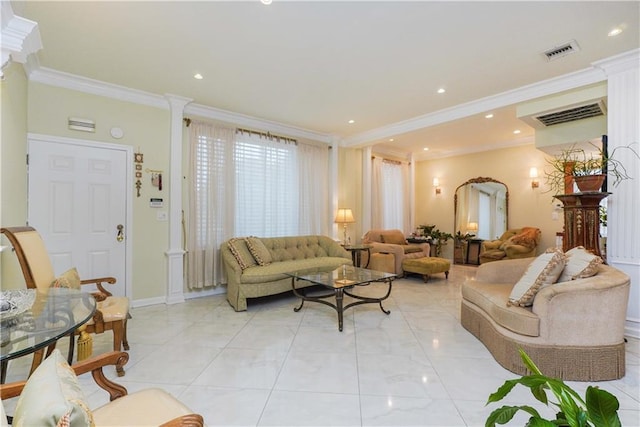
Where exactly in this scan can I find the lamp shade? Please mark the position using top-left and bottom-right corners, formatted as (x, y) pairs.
(467, 222), (479, 232)
(334, 208), (355, 223)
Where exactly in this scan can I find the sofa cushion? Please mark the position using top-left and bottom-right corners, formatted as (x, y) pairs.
(379, 230), (407, 245)
(50, 267), (81, 290)
(558, 246), (603, 282)
(246, 237), (272, 266)
(240, 257), (350, 284)
(13, 349), (94, 427)
(508, 248), (565, 307)
(462, 282), (539, 336)
(228, 238), (257, 270)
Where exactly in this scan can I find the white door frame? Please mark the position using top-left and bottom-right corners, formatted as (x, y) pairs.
(27, 133), (134, 298)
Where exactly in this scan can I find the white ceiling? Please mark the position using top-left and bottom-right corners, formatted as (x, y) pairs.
(16, 1), (640, 159)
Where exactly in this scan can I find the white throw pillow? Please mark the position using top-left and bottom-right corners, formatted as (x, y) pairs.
(558, 246), (603, 282)
(508, 248), (565, 307)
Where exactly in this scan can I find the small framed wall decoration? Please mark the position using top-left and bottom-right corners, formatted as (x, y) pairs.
(134, 152), (144, 163)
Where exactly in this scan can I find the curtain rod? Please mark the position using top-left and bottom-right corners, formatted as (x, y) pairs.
(236, 127), (297, 145)
(371, 156), (410, 166)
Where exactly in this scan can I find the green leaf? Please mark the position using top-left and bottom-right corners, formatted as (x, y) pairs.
(585, 386), (621, 427)
(487, 380), (519, 404)
(519, 348), (543, 375)
(486, 405), (543, 427)
(524, 417), (558, 427)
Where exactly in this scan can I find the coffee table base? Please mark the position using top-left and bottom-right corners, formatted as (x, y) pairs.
(291, 278), (393, 331)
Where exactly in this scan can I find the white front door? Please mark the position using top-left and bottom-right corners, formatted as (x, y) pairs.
(27, 135), (131, 297)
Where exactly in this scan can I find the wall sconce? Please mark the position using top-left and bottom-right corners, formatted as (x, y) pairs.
(334, 208), (355, 245)
(530, 167), (539, 189)
(433, 178), (441, 195)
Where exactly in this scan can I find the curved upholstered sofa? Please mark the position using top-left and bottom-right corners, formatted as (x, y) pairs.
(221, 235), (351, 311)
(461, 257), (630, 381)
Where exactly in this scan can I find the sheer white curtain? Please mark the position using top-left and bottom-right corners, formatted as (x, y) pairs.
(371, 156), (411, 233)
(186, 121), (236, 289)
(186, 122), (330, 289)
(298, 142), (329, 235)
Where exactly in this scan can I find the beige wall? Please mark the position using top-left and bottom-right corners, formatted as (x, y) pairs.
(414, 144), (560, 259)
(0, 63), (29, 288)
(1, 81), (172, 300)
(337, 147), (363, 243)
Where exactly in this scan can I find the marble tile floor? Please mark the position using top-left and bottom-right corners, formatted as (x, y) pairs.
(3, 264), (639, 426)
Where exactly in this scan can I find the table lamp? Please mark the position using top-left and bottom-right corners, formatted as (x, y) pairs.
(467, 222), (478, 235)
(334, 208), (355, 245)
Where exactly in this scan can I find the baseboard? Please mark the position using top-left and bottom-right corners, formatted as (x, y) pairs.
(130, 286), (227, 308)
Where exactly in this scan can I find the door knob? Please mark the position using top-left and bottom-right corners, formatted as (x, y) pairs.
(116, 224), (124, 242)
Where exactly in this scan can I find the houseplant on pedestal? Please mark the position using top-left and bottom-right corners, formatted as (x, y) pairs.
(543, 142), (639, 195)
(417, 225), (453, 257)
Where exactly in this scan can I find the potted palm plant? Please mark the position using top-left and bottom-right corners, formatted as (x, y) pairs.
(543, 142), (639, 195)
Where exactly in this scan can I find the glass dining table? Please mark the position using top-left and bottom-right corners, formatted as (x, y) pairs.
(0, 287), (96, 383)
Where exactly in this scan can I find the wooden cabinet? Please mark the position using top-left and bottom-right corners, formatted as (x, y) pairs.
(554, 192), (608, 258)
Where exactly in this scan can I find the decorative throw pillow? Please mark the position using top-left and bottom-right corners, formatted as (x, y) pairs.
(50, 268), (81, 290)
(227, 238), (257, 270)
(13, 349), (94, 427)
(558, 246), (603, 282)
(508, 248), (566, 307)
(246, 237), (272, 266)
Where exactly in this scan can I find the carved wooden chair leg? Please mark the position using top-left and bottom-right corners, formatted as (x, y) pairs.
(122, 318), (130, 351)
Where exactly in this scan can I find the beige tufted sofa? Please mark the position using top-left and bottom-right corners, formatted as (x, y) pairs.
(221, 235), (351, 311)
(461, 257), (630, 381)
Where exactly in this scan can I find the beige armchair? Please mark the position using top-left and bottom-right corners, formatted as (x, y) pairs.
(479, 227), (541, 264)
(0, 349), (204, 426)
(362, 229), (430, 275)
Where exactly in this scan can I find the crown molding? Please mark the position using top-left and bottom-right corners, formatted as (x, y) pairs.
(29, 66), (169, 109)
(1, 1), (42, 75)
(341, 63), (608, 148)
(593, 48), (640, 75)
(185, 102), (333, 144)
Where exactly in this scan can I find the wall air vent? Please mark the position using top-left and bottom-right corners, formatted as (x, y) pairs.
(543, 40), (580, 61)
(534, 101), (606, 127)
(68, 117), (95, 132)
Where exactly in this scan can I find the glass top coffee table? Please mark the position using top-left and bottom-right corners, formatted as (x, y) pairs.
(287, 265), (396, 331)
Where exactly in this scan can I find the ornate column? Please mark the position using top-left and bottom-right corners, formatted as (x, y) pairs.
(595, 50), (640, 337)
(164, 94), (192, 305)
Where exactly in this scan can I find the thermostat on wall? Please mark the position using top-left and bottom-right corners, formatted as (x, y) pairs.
(150, 198), (163, 208)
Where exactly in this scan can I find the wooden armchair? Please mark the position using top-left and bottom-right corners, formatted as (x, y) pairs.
(0, 227), (130, 372)
(1, 350), (204, 426)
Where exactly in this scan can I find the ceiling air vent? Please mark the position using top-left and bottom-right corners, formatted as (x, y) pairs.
(543, 40), (580, 61)
(534, 101), (606, 127)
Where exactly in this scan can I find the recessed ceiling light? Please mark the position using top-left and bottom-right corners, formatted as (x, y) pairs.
(389, 138), (394, 142)
(485, 114), (494, 119)
(423, 147), (429, 151)
(260, 0), (272, 4)
(348, 119), (355, 124)
(513, 130), (521, 134)
(194, 73), (203, 80)
(608, 27), (623, 37)
(437, 88), (446, 94)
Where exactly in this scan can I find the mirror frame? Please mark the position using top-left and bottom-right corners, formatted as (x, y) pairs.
(454, 177), (509, 237)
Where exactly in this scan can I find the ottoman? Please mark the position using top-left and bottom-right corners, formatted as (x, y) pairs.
(402, 257), (450, 283)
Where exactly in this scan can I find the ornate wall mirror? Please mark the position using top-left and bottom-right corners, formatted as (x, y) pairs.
(454, 177), (508, 240)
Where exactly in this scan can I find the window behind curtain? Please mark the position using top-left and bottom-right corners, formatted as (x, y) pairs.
(234, 135), (299, 236)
